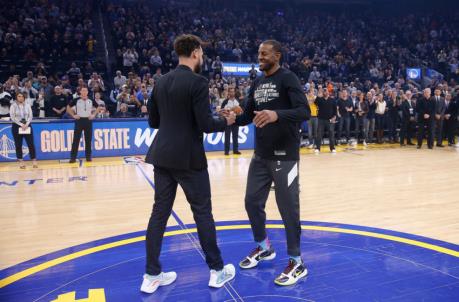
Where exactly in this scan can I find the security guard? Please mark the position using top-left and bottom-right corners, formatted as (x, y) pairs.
(67, 86), (99, 162)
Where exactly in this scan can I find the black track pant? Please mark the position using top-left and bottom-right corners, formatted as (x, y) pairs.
(244, 155), (301, 257)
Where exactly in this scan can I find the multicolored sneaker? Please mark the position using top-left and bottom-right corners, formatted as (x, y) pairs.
(140, 271), (177, 294)
(208, 264), (236, 288)
(239, 246), (276, 269)
(274, 259), (307, 286)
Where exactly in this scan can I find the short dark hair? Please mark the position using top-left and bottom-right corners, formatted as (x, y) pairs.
(174, 34), (202, 57)
(261, 40), (282, 54)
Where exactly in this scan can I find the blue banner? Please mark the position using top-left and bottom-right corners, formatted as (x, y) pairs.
(0, 119), (255, 162)
(222, 62), (260, 77)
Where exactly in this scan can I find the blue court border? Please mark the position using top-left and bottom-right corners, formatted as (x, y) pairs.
(2, 163), (459, 301)
(1, 219), (459, 287)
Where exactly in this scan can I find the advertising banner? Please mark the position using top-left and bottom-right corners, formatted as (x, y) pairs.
(0, 120), (254, 162)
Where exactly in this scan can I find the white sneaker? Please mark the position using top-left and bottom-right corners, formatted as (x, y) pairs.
(140, 272), (177, 294)
(308, 144), (314, 149)
(331, 149), (336, 154)
(209, 264), (236, 288)
(363, 141), (367, 146)
(314, 149), (320, 153)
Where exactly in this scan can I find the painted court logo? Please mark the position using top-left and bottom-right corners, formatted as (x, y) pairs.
(0, 126), (29, 160)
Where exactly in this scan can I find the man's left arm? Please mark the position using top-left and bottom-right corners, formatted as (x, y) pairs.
(275, 73), (310, 122)
(147, 89), (160, 128)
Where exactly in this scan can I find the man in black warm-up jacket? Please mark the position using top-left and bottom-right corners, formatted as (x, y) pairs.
(235, 40), (310, 287)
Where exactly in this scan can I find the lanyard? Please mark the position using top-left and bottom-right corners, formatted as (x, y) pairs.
(17, 104), (26, 120)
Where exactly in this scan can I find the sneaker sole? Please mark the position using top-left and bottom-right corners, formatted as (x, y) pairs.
(239, 252), (276, 269)
(274, 268), (308, 286)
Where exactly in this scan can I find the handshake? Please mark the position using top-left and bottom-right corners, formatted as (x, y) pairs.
(218, 109), (237, 125)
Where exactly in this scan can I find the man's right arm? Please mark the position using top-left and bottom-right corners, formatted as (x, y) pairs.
(66, 100), (79, 119)
(236, 81), (256, 126)
(192, 77), (228, 133)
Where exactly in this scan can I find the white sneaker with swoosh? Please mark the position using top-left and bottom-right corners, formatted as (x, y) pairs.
(208, 264), (236, 288)
(140, 271), (177, 294)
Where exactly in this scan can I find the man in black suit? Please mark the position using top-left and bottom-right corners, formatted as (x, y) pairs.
(416, 88), (436, 149)
(400, 90), (416, 146)
(141, 34), (236, 294)
(444, 93), (458, 146)
(336, 90), (353, 145)
(433, 88), (446, 147)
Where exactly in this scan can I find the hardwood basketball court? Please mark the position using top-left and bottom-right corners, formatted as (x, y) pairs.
(1, 144), (459, 301)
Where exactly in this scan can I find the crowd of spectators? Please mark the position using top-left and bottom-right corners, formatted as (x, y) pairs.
(1, 0), (459, 143)
(106, 1), (459, 84)
(0, 0), (105, 84)
(0, 0), (96, 60)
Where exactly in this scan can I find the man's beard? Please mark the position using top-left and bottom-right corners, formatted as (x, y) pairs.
(259, 61), (274, 71)
(194, 61), (202, 74)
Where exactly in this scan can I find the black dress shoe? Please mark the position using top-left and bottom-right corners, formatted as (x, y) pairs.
(436, 144), (444, 148)
(224, 152), (229, 156)
(407, 142), (415, 146)
(417, 146), (421, 149)
(69, 159), (76, 163)
(233, 151), (241, 155)
(86, 158), (92, 162)
(428, 146), (433, 149)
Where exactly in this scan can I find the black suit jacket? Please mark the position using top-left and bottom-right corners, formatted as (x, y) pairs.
(400, 99), (416, 121)
(445, 100), (458, 118)
(434, 96), (446, 115)
(416, 97), (436, 122)
(145, 65), (226, 170)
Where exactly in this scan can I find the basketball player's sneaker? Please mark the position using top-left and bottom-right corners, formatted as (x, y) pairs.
(274, 258), (308, 286)
(239, 246), (276, 269)
(140, 271), (177, 294)
(208, 264), (236, 288)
